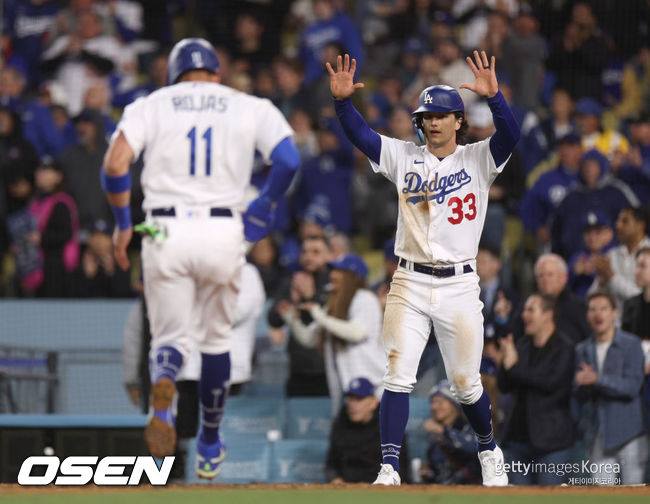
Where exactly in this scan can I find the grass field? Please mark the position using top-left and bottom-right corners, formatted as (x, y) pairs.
(1, 485), (649, 504)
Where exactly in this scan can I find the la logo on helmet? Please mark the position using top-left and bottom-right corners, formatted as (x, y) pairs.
(423, 93), (433, 104)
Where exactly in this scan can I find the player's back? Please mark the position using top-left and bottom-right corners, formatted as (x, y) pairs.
(120, 81), (282, 212)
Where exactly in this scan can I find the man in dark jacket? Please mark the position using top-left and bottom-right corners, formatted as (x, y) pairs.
(270, 235), (332, 396)
(56, 108), (112, 236)
(574, 291), (647, 485)
(325, 377), (408, 483)
(531, 253), (591, 345)
(498, 293), (575, 485)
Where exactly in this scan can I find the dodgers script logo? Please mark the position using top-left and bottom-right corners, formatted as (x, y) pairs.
(402, 169), (472, 204)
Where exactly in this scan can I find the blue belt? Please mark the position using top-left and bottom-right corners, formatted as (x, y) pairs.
(150, 207), (232, 217)
(399, 258), (473, 278)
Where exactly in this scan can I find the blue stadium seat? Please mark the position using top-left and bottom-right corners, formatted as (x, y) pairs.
(268, 439), (329, 483)
(284, 397), (332, 439)
(220, 396), (285, 438)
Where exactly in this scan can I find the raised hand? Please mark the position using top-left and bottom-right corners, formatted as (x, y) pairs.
(326, 53), (365, 100)
(460, 50), (499, 98)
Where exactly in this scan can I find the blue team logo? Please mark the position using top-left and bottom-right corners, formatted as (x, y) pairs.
(402, 169), (472, 205)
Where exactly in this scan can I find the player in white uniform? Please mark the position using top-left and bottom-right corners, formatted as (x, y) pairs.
(102, 38), (299, 479)
(327, 51), (520, 486)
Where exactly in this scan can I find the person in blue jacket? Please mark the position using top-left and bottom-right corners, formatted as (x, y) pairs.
(0, 66), (63, 158)
(299, 0), (364, 86)
(520, 133), (583, 244)
(551, 149), (638, 260)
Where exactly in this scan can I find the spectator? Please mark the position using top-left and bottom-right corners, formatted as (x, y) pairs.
(282, 254), (384, 410)
(293, 118), (355, 233)
(574, 292), (647, 485)
(616, 112), (650, 206)
(81, 82), (116, 139)
(590, 206), (650, 316)
(501, 5), (546, 112)
(497, 294), (575, 486)
(623, 247), (650, 349)
(112, 50), (168, 108)
(249, 236), (286, 298)
(21, 158), (79, 297)
(0, 66), (63, 157)
(520, 133), (583, 246)
(530, 254), (590, 345)
(228, 10), (274, 74)
(268, 235), (332, 397)
(273, 57), (311, 120)
(325, 377), (409, 484)
(298, 0), (364, 86)
(546, 1), (611, 100)
(551, 149), (638, 260)
(420, 380), (481, 485)
(41, 9), (128, 116)
(539, 89), (578, 153)
(2, 0), (60, 87)
(575, 98), (629, 162)
(477, 243), (518, 341)
(75, 220), (132, 297)
(289, 108), (319, 162)
(569, 211), (616, 299)
(56, 108), (112, 235)
(437, 37), (477, 107)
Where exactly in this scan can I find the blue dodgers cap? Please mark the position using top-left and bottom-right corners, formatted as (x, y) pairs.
(575, 97), (603, 117)
(345, 377), (375, 398)
(413, 85), (464, 115)
(383, 238), (397, 262)
(558, 132), (581, 145)
(328, 253), (369, 279)
(583, 210), (611, 229)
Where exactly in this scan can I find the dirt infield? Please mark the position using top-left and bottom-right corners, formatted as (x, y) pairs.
(1, 482), (648, 496)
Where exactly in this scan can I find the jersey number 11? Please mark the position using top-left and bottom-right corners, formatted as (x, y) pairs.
(187, 126), (212, 176)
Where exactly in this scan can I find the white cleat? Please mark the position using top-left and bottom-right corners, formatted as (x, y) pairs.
(372, 464), (401, 486)
(478, 446), (509, 487)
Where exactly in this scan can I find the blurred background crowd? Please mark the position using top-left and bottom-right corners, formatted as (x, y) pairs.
(1, 0), (650, 486)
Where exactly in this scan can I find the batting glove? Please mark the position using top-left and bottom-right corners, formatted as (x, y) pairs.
(243, 196), (275, 242)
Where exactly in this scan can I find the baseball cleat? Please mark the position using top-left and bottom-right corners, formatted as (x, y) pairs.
(478, 445), (508, 486)
(372, 464), (401, 486)
(196, 438), (227, 480)
(145, 378), (177, 458)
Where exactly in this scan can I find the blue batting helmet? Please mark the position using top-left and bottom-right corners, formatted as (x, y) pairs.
(411, 85), (464, 143)
(412, 85), (464, 115)
(167, 38), (220, 85)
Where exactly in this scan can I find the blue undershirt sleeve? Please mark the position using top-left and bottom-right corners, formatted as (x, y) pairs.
(487, 90), (521, 167)
(334, 98), (381, 165)
(259, 137), (300, 203)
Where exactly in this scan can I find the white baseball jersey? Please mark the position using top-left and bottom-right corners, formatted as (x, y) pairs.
(116, 81), (293, 211)
(371, 136), (509, 265)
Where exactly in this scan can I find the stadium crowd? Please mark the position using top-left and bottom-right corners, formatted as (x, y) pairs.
(1, 0), (649, 486)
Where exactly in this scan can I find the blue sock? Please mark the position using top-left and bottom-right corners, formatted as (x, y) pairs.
(150, 346), (183, 423)
(198, 352), (230, 445)
(379, 390), (409, 472)
(460, 388), (496, 452)
(151, 345), (183, 383)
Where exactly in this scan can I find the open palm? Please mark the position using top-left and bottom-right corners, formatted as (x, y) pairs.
(460, 50), (499, 98)
(326, 54), (365, 100)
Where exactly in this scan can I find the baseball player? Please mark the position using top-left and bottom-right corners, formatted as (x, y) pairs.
(102, 38), (299, 479)
(327, 51), (520, 486)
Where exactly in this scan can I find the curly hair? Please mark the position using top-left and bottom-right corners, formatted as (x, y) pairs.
(455, 112), (469, 145)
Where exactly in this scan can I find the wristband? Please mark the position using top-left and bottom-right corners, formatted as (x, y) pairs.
(110, 204), (131, 231)
(101, 171), (131, 194)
